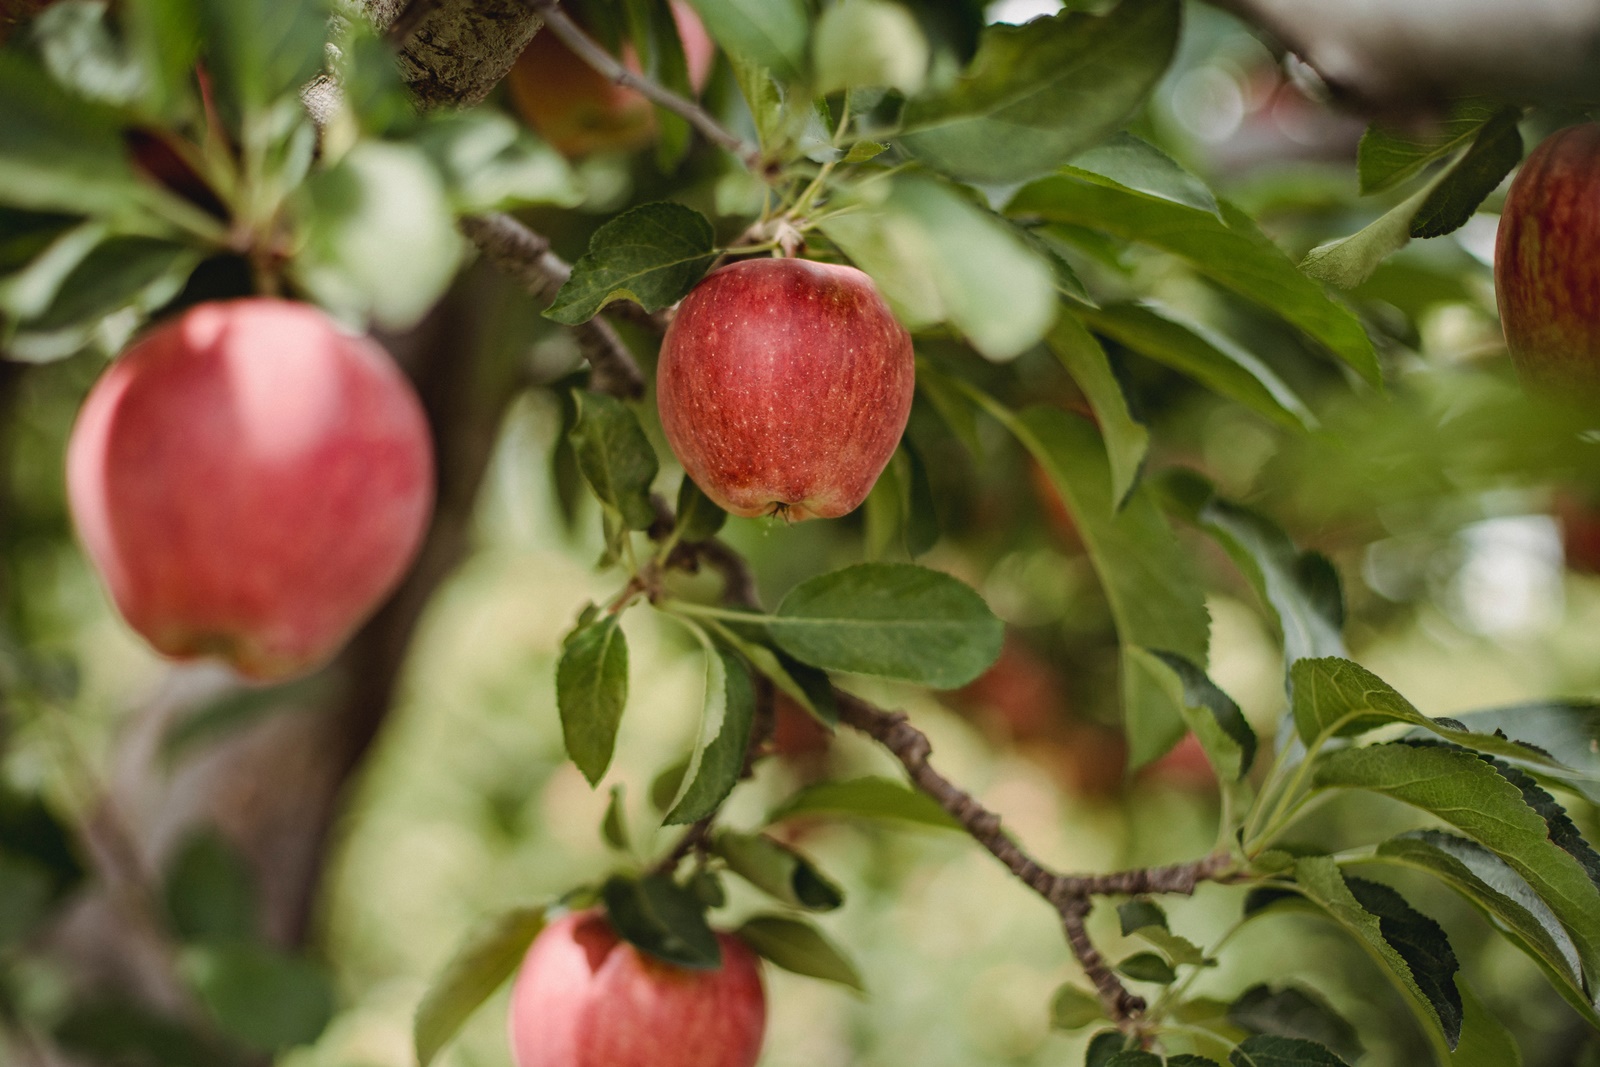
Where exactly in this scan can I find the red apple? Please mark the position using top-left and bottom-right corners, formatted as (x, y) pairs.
(66, 298), (434, 681)
(1495, 122), (1600, 395)
(771, 691), (832, 760)
(507, 909), (765, 1067)
(1138, 732), (1217, 791)
(656, 258), (915, 521)
(507, 2), (715, 158)
(1556, 491), (1600, 574)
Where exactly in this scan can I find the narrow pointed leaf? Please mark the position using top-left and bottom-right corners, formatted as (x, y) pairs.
(414, 906), (546, 1067)
(546, 201), (716, 324)
(557, 615), (629, 786)
(570, 391), (659, 531)
(1047, 313), (1148, 507)
(736, 914), (864, 991)
(665, 648), (755, 824)
(767, 776), (961, 830)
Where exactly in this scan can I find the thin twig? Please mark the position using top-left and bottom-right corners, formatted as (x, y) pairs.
(457, 213), (645, 399)
(526, 0), (767, 175)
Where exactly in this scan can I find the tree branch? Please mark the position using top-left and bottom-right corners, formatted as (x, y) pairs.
(525, 0), (767, 174)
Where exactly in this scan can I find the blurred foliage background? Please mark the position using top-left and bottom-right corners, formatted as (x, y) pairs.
(4, 0), (1600, 1065)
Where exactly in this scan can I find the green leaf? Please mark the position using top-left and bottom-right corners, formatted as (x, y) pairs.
(1229, 1035), (1350, 1067)
(1069, 132), (1219, 217)
(894, 0), (1180, 185)
(1450, 974), (1522, 1067)
(194, 0), (328, 122)
(1104, 1052), (1163, 1067)
(546, 201), (716, 325)
(813, 0), (928, 96)
(601, 785), (630, 851)
(1118, 899), (1168, 935)
(1116, 952), (1176, 984)
(21, 235), (198, 332)
(684, 0), (807, 83)
(32, 2), (144, 106)
(1228, 984), (1364, 1065)
(1160, 472), (1345, 670)
(1358, 100), (1504, 194)
(293, 140), (461, 331)
(601, 873), (721, 969)
(1046, 314), (1148, 507)
(736, 914), (864, 991)
(768, 562), (1003, 689)
(413, 906), (546, 1067)
(1078, 302), (1313, 430)
(1369, 831), (1584, 1010)
(1007, 178), (1380, 386)
(1313, 743), (1600, 991)
(664, 648), (755, 824)
(1136, 926), (1209, 967)
(1169, 1057), (1223, 1067)
(1138, 649), (1256, 780)
(1007, 404), (1209, 765)
(123, 0), (202, 120)
(767, 775), (961, 830)
(1344, 876), (1462, 1045)
(1410, 107), (1523, 239)
(818, 174), (1057, 361)
(1291, 658), (1584, 767)
(1301, 180), (1439, 290)
(0, 54), (148, 216)
(700, 619), (836, 727)
(1086, 1031), (1135, 1066)
(1482, 754), (1600, 892)
(557, 614), (630, 786)
(1281, 856), (1456, 1047)
(675, 476), (727, 544)
(1447, 702), (1600, 804)
(1049, 983), (1103, 1029)
(163, 831), (258, 943)
(413, 110), (582, 214)
(184, 944), (335, 1052)
(713, 830), (844, 911)
(569, 391), (660, 531)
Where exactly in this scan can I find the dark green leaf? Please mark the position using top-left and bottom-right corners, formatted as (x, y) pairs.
(1078, 303), (1313, 430)
(413, 906), (546, 1067)
(1451, 974), (1522, 1067)
(53, 1000), (218, 1067)
(819, 174), (1057, 361)
(24, 235), (197, 331)
(1344, 876), (1462, 1045)
(650, 758), (690, 813)
(1412, 108), (1523, 240)
(1228, 984), (1364, 1065)
(1160, 471), (1344, 671)
(293, 140), (460, 331)
(163, 831), (259, 943)
(1007, 178), (1380, 385)
(684, 0), (807, 83)
(1142, 650), (1256, 779)
(123, 0), (202, 120)
(1118, 899), (1168, 935)
(184, 943), (335, 1052)
(702, 619), (837, 726)
(1050, 983), (1103, 1029)
(736, 914), (864, 990)
(601, 785), (630, 851)
(713, 830), (844, 911)
(1370, 831), (1583, 1008)
(601, 873), (721, 969)
(769, 562), (1003, 689)
(557, 614), (629, 786)
(1168, 1057), (1223, 1067)
(1448, 701), (1600, 803)
(1116, 952), (1176, 983)
(1358, 100), (1504, 194)
(895, 0), (1179, 185)
(1479, 754), (1600, 892)
(1047, 313), (1148, 507)
(546, 201), (716, 325)
(676, 476), (727, 543)
(1229, 1035), (1350, 1067)
(1086, 1030), (1134, 1066)
(1285, 856), (1456, 1047)
(1313, 744), (1600, 991)
(767, 775), (961, 829)
(1104, 1052), (1163, 1067)
(1070, 133), (1219, 216)
(664, 648), (755, 824)
(1007, 404), (1209, 765)
(569, 390), (660, 531)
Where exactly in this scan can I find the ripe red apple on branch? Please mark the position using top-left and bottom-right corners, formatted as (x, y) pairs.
(507, 1), (715, 158)
(508, 910), (766, 1067)
(1495, 122), (1600, 395)
(657, 258), (915, 522)
(66, 298), (435, 681)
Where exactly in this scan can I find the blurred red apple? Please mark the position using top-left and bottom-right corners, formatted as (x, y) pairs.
(771, 691), (832, 761)
(508, 909), (765, 1067)
(657, 258), (914, 521)
(507, 2), (715, 157)
(66, 299), (434, 681)
(1138, 733), (1217, 791)
(1556, 491), (1600, 574)
(1496, 123), (1600, 395)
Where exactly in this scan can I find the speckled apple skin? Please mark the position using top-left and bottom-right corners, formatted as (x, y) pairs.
(507, 910), (766, 1067)
(656, 258), (915, 521)
(66, 299), (434, 681)
(1496, 123), (1600, 394)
